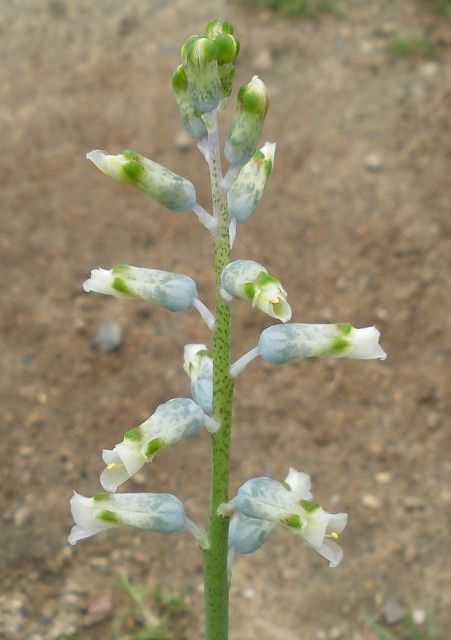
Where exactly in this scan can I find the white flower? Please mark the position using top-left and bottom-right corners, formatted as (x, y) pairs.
(86, 149), (196, 212)
(100, 398), (215, 492)
(258, 323), (386, 364)
(68, 491), (187, 545)
(221, 260), (291, 322)
(219, 467), (348, 567)
(183, 344), (213, 413)
(227, 142), (276, 223)
(83, 265), (198, 312)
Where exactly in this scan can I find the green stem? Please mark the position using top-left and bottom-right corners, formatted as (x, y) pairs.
(203, 110), (234, 640)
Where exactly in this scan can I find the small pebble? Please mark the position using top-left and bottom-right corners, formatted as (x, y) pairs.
(382, 599), (405, 625)
(364, 152), (384, 172)
(90, 321), (123, 353)
(412, 609), (426, 625)
(375, 471), (392, 484)
(243, 587), (255, 599)
(403, 496), (424, 511)
(361, 494), (382, 509)
(174, 130), (192, 152)
(14, 505), (32, 527)
(82, 595), (113, 627)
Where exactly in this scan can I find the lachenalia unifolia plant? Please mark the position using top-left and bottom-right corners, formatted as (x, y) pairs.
(69, 18), (387, 639)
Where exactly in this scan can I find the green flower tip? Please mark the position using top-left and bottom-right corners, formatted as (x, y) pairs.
(182, 36), (217, 68)
(301, 499), (321, 513)
(93, 492), (110, 503)
(206, 17), (235, 38)
(238, 76), (270, 115)
(145, 437), (166, 458)
(112, 276), (132, 295)
(172, 64), (188, 92)
(328, 336), (350, 354)
(283, 513), (303, 529)
(124, 426), (143, 442)
(121, 150), (144, 181)
(98, 509), (121, 524)
(337, 322), (352, 336)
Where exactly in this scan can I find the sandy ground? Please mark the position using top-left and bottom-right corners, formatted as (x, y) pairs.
(1, 0), (450, 638)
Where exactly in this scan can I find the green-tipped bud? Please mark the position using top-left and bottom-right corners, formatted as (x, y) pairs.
(86, 149), (196, 212)
(204, 19), (239, 99)
(181, 36), (221, 113)
(205, 18), (235, 38)
(225, 76), (270, 167)
(172, 65), (208, 140)
(228, 142), (276, 223)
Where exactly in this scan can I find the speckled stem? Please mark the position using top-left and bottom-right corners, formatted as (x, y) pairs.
(203, 109), (234, 640)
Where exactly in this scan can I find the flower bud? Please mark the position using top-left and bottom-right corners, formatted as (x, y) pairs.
(258, 323), (387, 364)
(68, 491), (187, 544)
(86, 149), (196, 212)
(221, 260), (291, 322)
(219, 468), (348, 567)
(224, 76), (270, 167)
(205, 18), (235, 38)
(100, 398), (212, 492)
(183, 344), (213, 413)
(181, 36), (221, 113)
(83, 265), (198, 312)
(172, 65), (208, 140)
(227, 142), (276, 223)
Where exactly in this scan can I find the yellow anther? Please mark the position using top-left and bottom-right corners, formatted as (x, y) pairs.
(107, 462), (118, 470)
(328, 531), (339, 540)
(269, 297), (280, 304)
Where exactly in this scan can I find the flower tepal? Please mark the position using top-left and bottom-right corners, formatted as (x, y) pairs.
(183, 344), (213, 413)
(68, 491), (187, 545)
(86, 149), (196, 212)
(258, 323), (387, 364)
(227, 142), (276, 223)
(221, 260), (292, 322)
(83, 265), (198, 312)
(100, 398), (215, 492)
(220, 468), (348, 567)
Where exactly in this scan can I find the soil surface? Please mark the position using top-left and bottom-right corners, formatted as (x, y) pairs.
(1, 1), (450, 638)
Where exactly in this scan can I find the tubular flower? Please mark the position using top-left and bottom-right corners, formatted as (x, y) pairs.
(219, 468), (348, 567)
(181, 36), (222, 114)
(68, 491), (187, 544)
(83, 265), (198, 312)
(224, 76), (270, 167)
(221, 260), (291, 322)
(183, 344), (213, 413)
(100, 398), (218, 492)
(86, 149), (196, 212)
(227, 142), (276, 223)
(258, 323), (387, 364)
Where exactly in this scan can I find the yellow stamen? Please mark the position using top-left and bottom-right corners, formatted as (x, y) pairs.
(107, 462), (118, 470)
(269, 297), (280, 304)
(328, 531), (339, 540)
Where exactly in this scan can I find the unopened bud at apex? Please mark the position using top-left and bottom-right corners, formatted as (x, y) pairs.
(184, 344), (213, 413)
(224, 76), (270, 167)
(219, 468), (348, 567)
(221, 260), (291, 322)
(68, 492), (187, 544)
(181, 36), (221, 113)
(101, 398), (212, 492)
(172, 65), (208, 140)
(87, 149), (196, 212)
(228, 142), (276, 223)
(83, 265), (198, 312)
(258, 323), (387, 364)
(205, 18), (234, 38)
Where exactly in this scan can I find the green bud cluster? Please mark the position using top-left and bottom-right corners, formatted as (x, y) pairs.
(172, 18), (240, 137)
